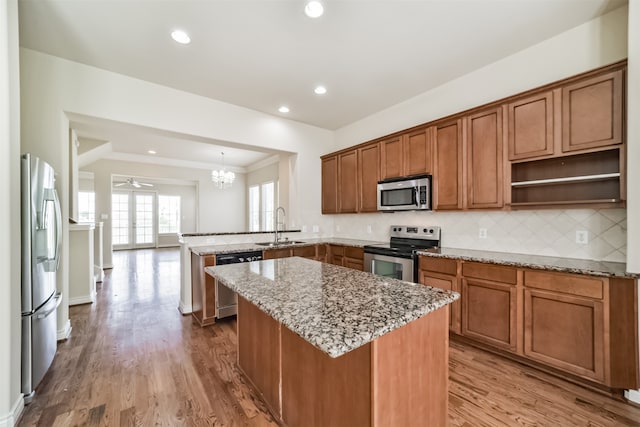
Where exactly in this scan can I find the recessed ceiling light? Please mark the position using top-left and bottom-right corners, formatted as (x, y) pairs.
(314, 85), (327, 95)
(278, 106), (290, 113)
(148, 150), (156, 155)
(305, 1), (324, 18)
(171, 30), (191, 44)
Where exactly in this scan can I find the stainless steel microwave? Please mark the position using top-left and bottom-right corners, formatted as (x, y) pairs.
(377, 174), (431, 211)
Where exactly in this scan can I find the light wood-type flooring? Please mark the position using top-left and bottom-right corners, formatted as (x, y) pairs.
(17, 248), (640, 426)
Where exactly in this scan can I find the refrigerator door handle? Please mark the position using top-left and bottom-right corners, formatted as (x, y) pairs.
(43, 188), (62, 272)
(35, 292), (62, 319)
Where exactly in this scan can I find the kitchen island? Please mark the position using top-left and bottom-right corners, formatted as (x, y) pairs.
(206, 257), (459, 427)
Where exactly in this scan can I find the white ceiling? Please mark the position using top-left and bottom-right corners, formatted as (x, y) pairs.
(18, 0), (626, 168)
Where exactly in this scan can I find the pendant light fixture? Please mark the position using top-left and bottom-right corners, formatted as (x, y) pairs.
(211, 152), (235, 189)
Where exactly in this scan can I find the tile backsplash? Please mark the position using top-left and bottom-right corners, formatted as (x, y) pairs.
(329, 209), (627, 263)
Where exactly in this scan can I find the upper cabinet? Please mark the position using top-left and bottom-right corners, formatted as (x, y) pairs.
(358, 142), (380, 213)
(432, 120), (464, 210)
(508, 90), (555, 161)
(380, 128), (431, 180)
(321, 61), (626, 214)
(562, 70), (623, 153)
(467, 108), (504, 209)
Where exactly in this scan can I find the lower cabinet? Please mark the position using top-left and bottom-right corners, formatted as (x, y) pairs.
(416, 255), (639, 389)
(328, 245), (364, 271)
(418, 257), (461, 334)
(460, 262), (518, 353)
(191, 252), (216, 327)
(264, 244), (328, 262)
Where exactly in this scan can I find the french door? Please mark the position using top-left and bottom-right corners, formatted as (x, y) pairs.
(112, 191), (156, 249)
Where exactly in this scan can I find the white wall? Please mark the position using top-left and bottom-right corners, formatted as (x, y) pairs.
(82, 159), (243, 267)
(20, 48), (333, 336)
(332, 5), (630, 263)
(152, 182), (197, 242)
(1, 0), (23, 424)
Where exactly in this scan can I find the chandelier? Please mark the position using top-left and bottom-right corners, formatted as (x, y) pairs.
(211, 152), (235, 189)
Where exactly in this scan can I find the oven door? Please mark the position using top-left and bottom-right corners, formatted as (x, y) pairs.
(364, 253), (414, 282)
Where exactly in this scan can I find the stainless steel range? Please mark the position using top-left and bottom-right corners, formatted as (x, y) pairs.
(364, 226), (441, 282)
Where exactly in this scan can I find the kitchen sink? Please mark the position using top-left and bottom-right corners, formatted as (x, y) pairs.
(255, 241), (306, 247)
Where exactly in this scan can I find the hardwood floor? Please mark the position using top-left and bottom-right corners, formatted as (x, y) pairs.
(17, 248), (640, 426)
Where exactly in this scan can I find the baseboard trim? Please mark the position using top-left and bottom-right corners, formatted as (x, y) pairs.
(178, 301), (192, 315)
(625, 389), (640, 404)
(68, 294), (95, 306)
(57, 319), (72, 341)
(0, 394), (24, 427)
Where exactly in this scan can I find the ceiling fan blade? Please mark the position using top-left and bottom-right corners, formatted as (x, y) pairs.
(114, 182), (126, 187)
(140, 182), (154, 187)
(133, 182), (141, 188)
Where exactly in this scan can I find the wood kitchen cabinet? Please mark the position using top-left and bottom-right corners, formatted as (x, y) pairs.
(327, 245), (364, 271)
(507, 90), (555, 161)
(523, 270), (638, 387)
(264, 244), (327, 262)
(263, 247), (293, 260)
(357, 142), (380, 212)
(191, 252), (216, 327)
(432, 120), (464, 210)
(461, 262), (518, 352)
(466, 108), (504, 209)
(562, 70), (623, 153)
(321, 156), (338, 214)
(380, 128), (431, 181)
(418, 257), (461, 334)
(338, 150), (358, 213)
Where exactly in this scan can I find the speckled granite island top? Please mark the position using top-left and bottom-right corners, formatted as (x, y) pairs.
(416, 247), (637, 278)
(191, 237), (383, 256)
(205, 257), (459, 358)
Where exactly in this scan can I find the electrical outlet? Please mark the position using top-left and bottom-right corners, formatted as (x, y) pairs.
(312, 225), (319, 233)
(367, 224), (372, 234)
(576, 230), (589, 244)
(301, 225), (307, 233)
(101, 213), (108, 220)
(479, 228), (487, 239)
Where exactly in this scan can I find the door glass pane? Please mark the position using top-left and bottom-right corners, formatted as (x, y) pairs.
(158, 195), (180, 234)
(112, 193), (129, 245)
(372, 259), (403, 279)
(135, 194), (154, 245)
(262, 182), (274, 231)
(249, 186), (259, 231)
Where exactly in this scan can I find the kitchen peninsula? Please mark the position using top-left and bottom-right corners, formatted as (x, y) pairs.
(206, 257), (459, 427)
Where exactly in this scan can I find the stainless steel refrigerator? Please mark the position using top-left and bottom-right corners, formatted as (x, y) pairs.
(21, 153), (62, 403)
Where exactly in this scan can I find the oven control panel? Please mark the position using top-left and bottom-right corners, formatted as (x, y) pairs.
(390, 225), (440, 240)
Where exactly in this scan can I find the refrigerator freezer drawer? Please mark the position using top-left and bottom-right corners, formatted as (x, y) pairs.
(22, 292), (61, 402)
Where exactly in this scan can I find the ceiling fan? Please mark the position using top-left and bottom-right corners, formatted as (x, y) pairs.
(114, 177), (154, 188)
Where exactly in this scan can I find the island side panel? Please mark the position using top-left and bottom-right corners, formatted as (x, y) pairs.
(372, 306), (449, 427)
(237, 296), (282, 418)
(280, 326), (372, 427)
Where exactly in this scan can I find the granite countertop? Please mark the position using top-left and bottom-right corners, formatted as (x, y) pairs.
(205, 257), (459, 358)
(416, 247), (637, 279)
(190, 237), (383, 256)
(180, 229), (301, 237)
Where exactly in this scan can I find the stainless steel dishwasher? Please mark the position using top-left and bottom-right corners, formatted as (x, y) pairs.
(215, 251), (263, 318)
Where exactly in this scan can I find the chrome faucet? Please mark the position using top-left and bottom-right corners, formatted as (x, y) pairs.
(274, 206), (286, 244)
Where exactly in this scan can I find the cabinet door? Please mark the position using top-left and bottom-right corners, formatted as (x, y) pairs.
(191, 253), (216, 327)
(433, 121), (463, 210)
(419, 271), (461, 334)
(321, 156), (338, 214)
(338, 150), (358, 213)
(292, 245), (316, 259)
(358, 143), (380, 213)
(263, 248), (292, 260)
(467, 108), (504, 209)
(524, 289), (604, 382)
(380, 135), (404, 180)
(328, 245), (344, 266)
(403, 128), (431, 176)
(344, 258), (364, 271)
(508, 91), (554, 160)
(562, 70), (623, 152)
(462, 278), (517, 352)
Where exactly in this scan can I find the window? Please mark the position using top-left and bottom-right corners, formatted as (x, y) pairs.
(78, 191), (95, 222)
(262, 182), (275, 231)
(248, 186), (260, 232)
(158, 195), (181, 234)
(112, 193), (129, 245)
(248, 181), (277, 231)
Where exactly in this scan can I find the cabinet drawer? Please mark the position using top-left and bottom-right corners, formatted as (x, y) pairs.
(345, 246), (363, 260)
(524, 270), (604, 299)
(292, 245), (316, 258)
(462, 262), (517, 284)
(330, 245), (344, 256)
(263, 248), (292, 260)
(316, 244), (327, 257)
(419, 257), (457, 276)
